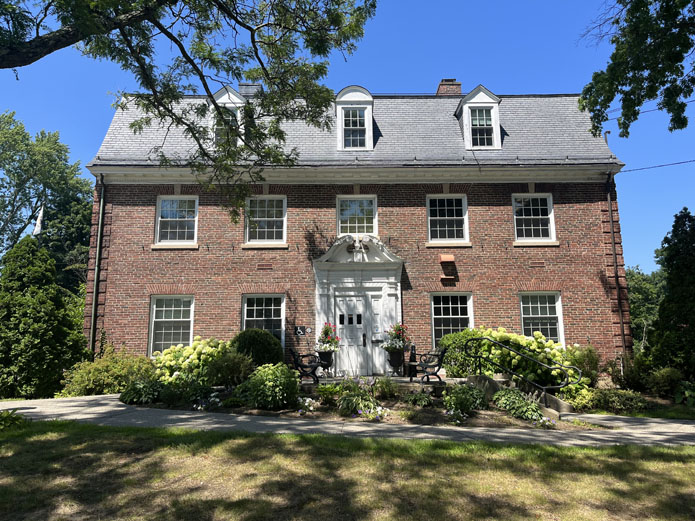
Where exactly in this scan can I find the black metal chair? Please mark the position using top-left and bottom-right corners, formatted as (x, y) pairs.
(288, 347), (321, 384)
(409, 346), (449, 383)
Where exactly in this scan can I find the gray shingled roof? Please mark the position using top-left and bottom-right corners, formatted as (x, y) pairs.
(89, 93), (622, 169)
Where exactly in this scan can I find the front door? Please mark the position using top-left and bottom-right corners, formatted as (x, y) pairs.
(335, 295), (371, 376)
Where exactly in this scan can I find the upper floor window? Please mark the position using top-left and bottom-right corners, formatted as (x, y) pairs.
(214, 107), (239, 146)
(335, 85), (373, 151)
(243, 294), (285, 346)
(456, 84), (501, 150)
(337, 196), (377, 236)
(245, 196), (287, 243)
(470, 108), (493, 147)
(427, 196), (468, 242)
(512, 194), (555, 241)
(520, 293), (563, 344)
(156, 196), (198, 244)
(343, 108), (366, 148)
(150, 296), (194, 355)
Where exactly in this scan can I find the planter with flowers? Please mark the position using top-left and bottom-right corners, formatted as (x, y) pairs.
(315, 322), (340, 372)
(382, 323), (410, 375)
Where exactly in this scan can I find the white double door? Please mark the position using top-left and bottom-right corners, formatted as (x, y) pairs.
(334, 294), (387, 376)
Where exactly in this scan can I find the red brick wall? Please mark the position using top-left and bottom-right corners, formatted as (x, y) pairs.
(84, 181), (631, 361)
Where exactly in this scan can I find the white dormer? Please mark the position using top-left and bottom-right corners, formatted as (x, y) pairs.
(456, 85), (502, 150)
(211, 86), (245, 145)
(335, 85), (374, 151)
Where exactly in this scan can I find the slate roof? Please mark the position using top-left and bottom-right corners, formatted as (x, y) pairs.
(89, 92), (622, 169)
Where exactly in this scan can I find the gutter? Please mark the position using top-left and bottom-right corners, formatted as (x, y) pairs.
(88, 174), (106, 355)
(606, 173), (628, 357)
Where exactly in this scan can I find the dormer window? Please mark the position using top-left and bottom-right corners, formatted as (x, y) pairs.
(335, 85), (374, 151)
(470, 107), (493, 147)
(456, 84), (502, 150)
(214, 107), (239, 146)
(211, 86), (246, 147)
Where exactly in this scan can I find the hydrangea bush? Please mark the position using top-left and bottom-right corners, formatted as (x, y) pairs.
(152, 336), (233, 385)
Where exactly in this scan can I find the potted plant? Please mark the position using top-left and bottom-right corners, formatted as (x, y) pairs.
(315, 322), (340, 371)
(382, 323), (410, 374)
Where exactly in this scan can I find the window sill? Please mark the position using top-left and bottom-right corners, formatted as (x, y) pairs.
(240, 243), (289, 250)
(513, 241), (560, 247)
(425, 241), (472, 248)
(151, 243), (199, 250)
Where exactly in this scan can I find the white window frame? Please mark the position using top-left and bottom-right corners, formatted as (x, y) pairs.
(244, 195), (287, 244)
(336, 195), (378, 237)
(148, 295), (195, 356)
(430, 293), (474, 348)
(339, 106), (371, 150)
(155, 195), (199, 245)
(511, 193), (556, 242)
(519, 292), (565, 345)
(214, 106), (240, 147)
(426, 195), (469, 243)
(242, 294), (286, 347)
(462, 104), (502, 150)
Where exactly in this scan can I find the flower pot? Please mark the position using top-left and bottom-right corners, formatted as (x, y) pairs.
(317, 351), (334, 371)
(387, 350), (404, 374)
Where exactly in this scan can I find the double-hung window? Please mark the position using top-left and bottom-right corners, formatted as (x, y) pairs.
(427, 196), (468, 242)
(214, 107), (239, 146)
(512, 194), (555, 241)
(149, 296), (194, 355)
(470, 107), (493, 147)
(242, 295), (285, 345)
(520, 293), (563, 343)
(431, 294), (473, 346)
(337, 196), (377, 236)
(343, 108), (366, 148)
(245, 196), (287, 243)
(156, 196), (198, 244)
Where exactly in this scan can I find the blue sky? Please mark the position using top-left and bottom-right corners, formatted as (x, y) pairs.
(1, 0), (693, 272)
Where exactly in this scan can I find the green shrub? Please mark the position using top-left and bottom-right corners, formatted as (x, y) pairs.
(442, 384), (487, 419)
(565, 344), (600, 387)
(675, 381), (695, 407)
(58, 346), (155, 397)
(605, 351), (653, 392)
(119, 379), (162, 405)
(235, 363), (300, 410)
(337, 390), (379, 416)
(373, 377), (399, 399)
(647, 367), (684, 397)
(337, 378), (362, 394)
(231, 329), (283, 366)
(221, 395), (246, 408)
(0, 409), (27, 431)
(404, 390), (434, 408)
(493, 388), (543, 421)
(566, 388), (648, 414)
(441, 328), (491, 377)
(153, 337), (234, 385)
(206, 349), (255, 389)
(316, 383), (342, 406)
(159, 375), (214, 408)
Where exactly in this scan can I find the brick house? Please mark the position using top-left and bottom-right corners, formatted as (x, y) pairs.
(85, 79), (631, 375)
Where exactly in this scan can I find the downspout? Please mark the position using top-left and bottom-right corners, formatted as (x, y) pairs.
(606, 173), (628, 357)
(89, 174), (106, 355)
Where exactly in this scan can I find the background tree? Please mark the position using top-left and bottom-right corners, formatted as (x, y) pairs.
(580, 0), (695, 137)
(649, 207), (695, 377)
(625, 265), (665, 350)
(0, 236), (87, 398)
(1, 1), (377, 216)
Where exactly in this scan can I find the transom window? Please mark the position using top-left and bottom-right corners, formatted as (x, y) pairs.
(428, 196), (468, 241)
(470, 107), (493, 147)
(337, 196), (376, 235)
(245, 197), (286, 243)
(214, 107), (239, 145)
(513, 195), (555, 240)
(431, 294), (472, 346)
(150, 296), (194, 355)
(156, 196), (198, 243)
(243, 295), (285, 345)
(343, 108), (366, 148)
(520, 294), (562, 343)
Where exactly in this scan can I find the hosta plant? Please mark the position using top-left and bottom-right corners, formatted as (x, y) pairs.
(493, 388), (543, 422)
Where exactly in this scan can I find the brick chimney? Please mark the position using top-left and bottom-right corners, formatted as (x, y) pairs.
(436, 78), (462, 96)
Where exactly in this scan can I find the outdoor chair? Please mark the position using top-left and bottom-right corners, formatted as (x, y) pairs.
(409, 346), (449, 384)
(288, 347), (321, 385)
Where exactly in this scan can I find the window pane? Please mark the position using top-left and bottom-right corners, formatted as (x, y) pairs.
(520, 295), (560, 342)
(343, 108), (367, 148)
(246, 198), (285, 242)
(158, 199), (197, 243)
(152, 297), (193, 353)
(338, 198), (375, 234)
(428, 197), (466, 241)
(432, 295), (470, 345)
(244, 296), (284, 342)
(513, 196), (552, 239)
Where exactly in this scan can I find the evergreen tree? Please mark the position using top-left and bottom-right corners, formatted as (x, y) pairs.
(0, 236), (87, 398)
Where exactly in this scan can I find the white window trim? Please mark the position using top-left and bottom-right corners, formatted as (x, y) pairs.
(463, 104), (502, 150)
(511, 193), (556, 243)
(336, 195), (378, 237)
(519, 292), (565, 346)
(430, 292), (474, 349)
(148, 295), (195, 357)
(242, 294), (286, 347)
(155, 195), (199, 245)
(337, 105), (374, 151)
(426, 195), (470, 243)
(244, 195), (287, 245)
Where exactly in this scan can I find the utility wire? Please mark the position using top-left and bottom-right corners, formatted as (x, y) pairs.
(606, 99), (695, 119)
(621, 158), (695, 173)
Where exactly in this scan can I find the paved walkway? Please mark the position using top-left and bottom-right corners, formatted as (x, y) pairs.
(3, 395), (695, 447)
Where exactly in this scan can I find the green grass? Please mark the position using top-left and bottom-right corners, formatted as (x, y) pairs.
(1, 421), (694, 520)
(590, 404), (695, 421)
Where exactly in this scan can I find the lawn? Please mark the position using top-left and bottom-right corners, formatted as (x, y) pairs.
(1, 421), (694, 520)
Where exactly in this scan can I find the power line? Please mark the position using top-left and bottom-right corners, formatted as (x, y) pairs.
(621, 158), (695, 173)
(606, 99), (695, 119)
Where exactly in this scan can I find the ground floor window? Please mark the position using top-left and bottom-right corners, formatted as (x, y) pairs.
(431, 293), (472, 346)
(149, 296), (194, 355)
(520, 293), (563, 343)
(242, 295), (285, 346)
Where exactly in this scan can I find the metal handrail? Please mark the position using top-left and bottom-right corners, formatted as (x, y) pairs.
(462, 336), (582, 405)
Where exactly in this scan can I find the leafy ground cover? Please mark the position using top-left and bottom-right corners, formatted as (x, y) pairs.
(590, 403), (695, 421)
(1, 421), (693, 521)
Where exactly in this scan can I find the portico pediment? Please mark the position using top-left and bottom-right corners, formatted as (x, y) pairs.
(313, 235), (404, 270)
